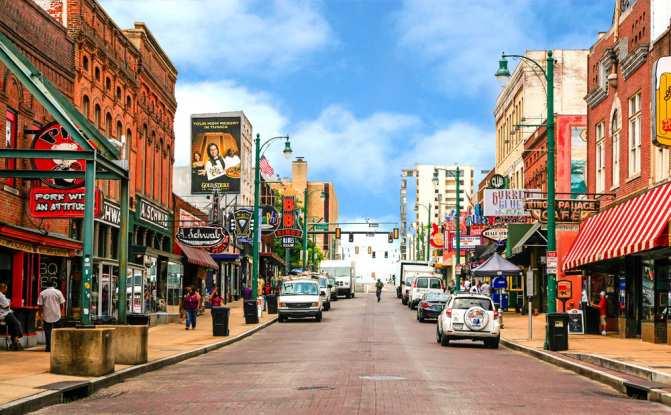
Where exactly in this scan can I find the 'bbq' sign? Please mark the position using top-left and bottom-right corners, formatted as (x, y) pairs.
(29, 187), (102, 218)
(275, 196), (302, 240)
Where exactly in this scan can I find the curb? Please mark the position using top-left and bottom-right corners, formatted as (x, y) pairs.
(500, 337), (671, 406)
(0, 317), (277, 415)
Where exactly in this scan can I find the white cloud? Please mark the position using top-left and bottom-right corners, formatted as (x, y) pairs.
(394, 0), (535, 95)
(174, 80), (287, 166)
(100, 0), (333, 75)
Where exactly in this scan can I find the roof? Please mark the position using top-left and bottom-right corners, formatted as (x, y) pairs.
(472, 253), (521, 276)
(176, 241), (218, 269)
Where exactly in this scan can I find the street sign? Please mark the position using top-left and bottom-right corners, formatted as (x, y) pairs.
(547, 251), (557, 274)
(526, 269), (535, 297)
(482, 227), (508, 242)
(314, 223), (329, 231)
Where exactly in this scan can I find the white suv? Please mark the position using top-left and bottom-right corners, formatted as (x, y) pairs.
(408, 276), (443, 310)
(436, 294), (500, 348)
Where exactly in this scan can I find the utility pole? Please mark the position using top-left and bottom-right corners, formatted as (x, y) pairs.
(455, 166), (461, 290)
(302, 187), (309, 270)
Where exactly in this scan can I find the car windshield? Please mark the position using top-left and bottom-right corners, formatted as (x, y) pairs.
(424, 292), (449, 302)
(281, 282), (318, 296)
(405, 277), (415, 286)
(319, 278), (327, 288)
(328, 278), (336, 286)
(452, 297), (493, 310)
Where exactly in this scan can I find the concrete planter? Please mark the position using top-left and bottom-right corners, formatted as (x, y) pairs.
(98, 325), (149, 365)
(50, 328), (115, 377)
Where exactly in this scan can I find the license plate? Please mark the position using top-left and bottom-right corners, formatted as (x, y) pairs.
(453, 323), (463, 330)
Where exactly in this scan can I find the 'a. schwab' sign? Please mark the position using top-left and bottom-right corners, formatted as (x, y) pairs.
(525, 199), (599, 223)
(138, 198), (170, 231)
(176, 226), (229, 248)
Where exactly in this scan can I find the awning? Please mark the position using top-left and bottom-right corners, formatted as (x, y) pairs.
(175, 241), (218, 269)
(260, 252), (286, 267)
(472, 253), (521, 276)
(211, 252), (239, 262)
(0, 223), (81, 256)
(505, 224), (534, 257)
(512, 223), (547, 255)
(563, 182), (671, 270)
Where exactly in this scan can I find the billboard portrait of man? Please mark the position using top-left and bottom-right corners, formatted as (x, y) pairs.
(191, 116), (242, 194)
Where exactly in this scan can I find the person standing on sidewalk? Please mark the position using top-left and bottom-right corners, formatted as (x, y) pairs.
(0, 282), (23, 350)
(183, 287), (199, 330)
(598, 291), (608, 336)
(37, 279), (65, 352)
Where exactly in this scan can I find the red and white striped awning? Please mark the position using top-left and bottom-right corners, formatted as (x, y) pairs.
(563, 182), (671, 271)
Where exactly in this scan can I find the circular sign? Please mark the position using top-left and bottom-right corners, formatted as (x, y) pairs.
(260, 205), (280, 234)
(31, 122), (85, 189)
(464, 307), (489, 331)
(489, 174), (506, 189)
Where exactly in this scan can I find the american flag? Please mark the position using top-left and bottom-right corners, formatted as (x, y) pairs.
(259, 156), (275, 180)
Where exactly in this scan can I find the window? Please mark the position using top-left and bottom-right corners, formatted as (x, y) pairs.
(597, 61), (608, 90)
(372, 251), (376, 259)
(654, 145), (670, 182)
(416, 278), (428, 288)
(94, 104), (101, 127)
(628, 93), (642, 177)
(82, 95), (90, 119)
(354, 246), (359, 255)
(611, 110), (620, 188)
(105, 113), (112, 137)
(429, 278), (441, 289)
(596, 122), (605, 193)
(95, 67), (100, 81)
(115, 121), (123, 139)
(4, 109), (17, 186)
(105, 77), (111, 92)
(116, 86), (121, 100)
(126, 96), (132, 109)
(384, 251), (388, 259)
(82, 55), (89, 71)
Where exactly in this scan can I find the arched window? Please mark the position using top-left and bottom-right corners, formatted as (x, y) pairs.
(82, 55), (89, 71)
(105, 113), (112, 137)
(94, 104), (101, 127)
(126, 95), (132, 109)
(611, 109), (621, 188)
(116, 120), (123, 139)
(105, 77), (111, 92)
(82, 95), (90, 119)
(126, 128), (132, 144)
(94, 67), (100, 81)
(116, 86), (122, 100)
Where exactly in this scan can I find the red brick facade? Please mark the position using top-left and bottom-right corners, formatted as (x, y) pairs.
(586, 0), (652, 207)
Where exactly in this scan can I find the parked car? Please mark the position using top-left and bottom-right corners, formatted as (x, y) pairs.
(408, 276), (443, 310)
(417, 292), (450, 322)
(328, 277), (338, 301)
(318, 276), (332, 311)
(401, 276), (416, 305)
(436, 293), (500, 348)
(278, 279), (322, 322)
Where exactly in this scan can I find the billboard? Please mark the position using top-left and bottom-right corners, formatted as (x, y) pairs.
(191, 116), (242, 194)
(654, 57), (671, 147)
(483, 189), (530, 217)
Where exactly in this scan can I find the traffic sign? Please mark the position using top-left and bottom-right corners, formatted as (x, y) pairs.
(314, 223), (329, 231)
(546, 251), (557, 275)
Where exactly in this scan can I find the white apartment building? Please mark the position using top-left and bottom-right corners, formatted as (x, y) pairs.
(340, 226), (400, 284)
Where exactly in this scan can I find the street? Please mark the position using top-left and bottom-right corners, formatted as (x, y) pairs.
(34, 290), (668, 415)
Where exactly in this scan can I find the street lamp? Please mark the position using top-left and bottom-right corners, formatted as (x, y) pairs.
(253, 133), (292, 299)
(302, 188), (325, 269)
(414, 203), (431, 261)
(496, 51), (557, 343)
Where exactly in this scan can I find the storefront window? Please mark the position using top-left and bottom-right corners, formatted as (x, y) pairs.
(145, 256), (158, 313)
(127, 267), (145, 314)
(0, 251), (12, 296)
(167, 261), (183, 313)
(642, 260), (655, 321)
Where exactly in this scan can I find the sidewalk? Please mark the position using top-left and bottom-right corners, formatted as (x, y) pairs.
(0, 300), (276, 409)
(501, 312), (671, 380)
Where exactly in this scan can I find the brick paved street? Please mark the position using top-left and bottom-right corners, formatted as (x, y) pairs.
(33, 291), (670, 414)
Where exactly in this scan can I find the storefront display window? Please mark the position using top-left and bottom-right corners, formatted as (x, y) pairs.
(145, 256), (158, 312)
(642, 260), (655, 321)
(167, 261), (183, 313)
(0, 250), (12, 295)
(92, 262), (119, 321)
(127, 267), (145, 314)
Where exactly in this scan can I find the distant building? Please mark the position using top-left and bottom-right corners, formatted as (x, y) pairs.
(340, 227), (400, 284)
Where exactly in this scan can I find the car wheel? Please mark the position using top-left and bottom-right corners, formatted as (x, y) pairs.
(351, 291), (355, 298)
(419, 314), (425, 323)
(401, 297), (407, 305)
(278, 315), (285, 323)
(440, 332), (450, 347)
(316, 313), (322, 322)
(485, 337), (500, 349)
(436, 326), (442, 343)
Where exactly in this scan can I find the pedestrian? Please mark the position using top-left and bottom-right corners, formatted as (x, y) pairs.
(210, 288), (223, 308)
(459, 280), (466, 292)
(196, 288), (204, 315)
(243, 285), (252, 300)
(464, 279), (472, 291)
(37, 279), (65, 352)
(469, 282), (479, 294)
(598, 291), (608, 336)
(480, 280), (491, 297)
(183, 286), (199, 330)
(0, 282), (23, 350)
(375, 279), (384, 302)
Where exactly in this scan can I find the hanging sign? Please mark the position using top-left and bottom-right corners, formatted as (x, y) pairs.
(451, 236), (481, 250)
(232, 208), (253, 246)
(31, 122), (86, 189)
(275, 196), (302, 245)
(177, 226), (229, 248)
(525, 199), (599, 223)
(483, 189), (530, 217)
(482, 227), (508, 242)
(489, 174), (506, 189)
(260, 205), (280, 234)
(430, 223), (444, 248)
(654, 56), (671, 147)
(138, 197), (170, 231)
(29, 187), (102, 218)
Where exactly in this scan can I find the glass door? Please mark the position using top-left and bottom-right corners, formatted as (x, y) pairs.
(127, 267), (145, 314)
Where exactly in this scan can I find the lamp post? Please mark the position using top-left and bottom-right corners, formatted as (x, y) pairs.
(302, 188), (325, 269)
(496, 51), (557, 335)
(253, 133), (292, 299)
(414, 203), (431, 261)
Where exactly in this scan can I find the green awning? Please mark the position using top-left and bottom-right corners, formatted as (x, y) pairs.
(0, 31), (119, 159)
(505, 223), (534, 258)
(511, 223), (547, 255)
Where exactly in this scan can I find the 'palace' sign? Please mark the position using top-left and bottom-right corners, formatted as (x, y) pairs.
(525, 199), (599, 223)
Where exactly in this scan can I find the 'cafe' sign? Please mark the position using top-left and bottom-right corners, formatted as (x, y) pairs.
(525, 199), (600, 223)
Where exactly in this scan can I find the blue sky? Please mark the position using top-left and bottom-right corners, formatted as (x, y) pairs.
(101, 0), (613, 223)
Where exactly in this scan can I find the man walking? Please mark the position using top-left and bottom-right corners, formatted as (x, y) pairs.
(0, 282), (23, 350)
(37, 279), (65, 352)
(375, 279), (384, 303)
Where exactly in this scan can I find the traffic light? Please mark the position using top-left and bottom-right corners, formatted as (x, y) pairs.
(388, 232), (393, 243)
(335, 227), (341, 239)
(393, 227), (399, 239)
(349, 233), (354, 242)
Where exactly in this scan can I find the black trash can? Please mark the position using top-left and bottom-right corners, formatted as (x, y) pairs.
(211, 307), (230, 336)
(243, 299), (259, 324)
(546, 313), (569, 351)
(127, 314), (150, 326)
(266, 295), (278, 314)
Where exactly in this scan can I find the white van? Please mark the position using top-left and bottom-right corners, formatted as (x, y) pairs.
(408, 275), (443, 310)
(278, 279), (322, 322)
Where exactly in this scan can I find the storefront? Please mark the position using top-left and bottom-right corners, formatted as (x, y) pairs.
(564, 182), (671, 343)
(175, 241), (217, 293)
(260, 251), (285, 293)
(212, 253), (240, 303)
(131, 196), (182, 317)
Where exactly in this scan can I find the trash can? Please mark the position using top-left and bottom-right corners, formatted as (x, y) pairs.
(126, 314), (150, 326)
(266, 294), (278, 314)
(211, 307), (230, 336)
(243, 299), (259, 324)
(546, 313), (570, 351)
